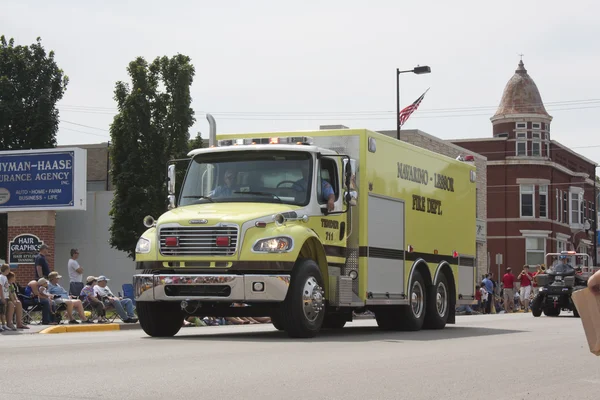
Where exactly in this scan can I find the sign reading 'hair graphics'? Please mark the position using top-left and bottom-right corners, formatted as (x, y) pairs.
(397, 162), (455, 193)
(0, 148), (87, 212)
(9, 234), (44, 264)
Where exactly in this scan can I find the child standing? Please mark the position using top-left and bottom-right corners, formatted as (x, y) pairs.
(6, 271), (28, 330)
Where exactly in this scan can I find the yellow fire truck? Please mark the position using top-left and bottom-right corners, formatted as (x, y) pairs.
(133, 128), (478, 338)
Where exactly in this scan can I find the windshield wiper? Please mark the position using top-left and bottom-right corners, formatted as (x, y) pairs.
(234, 191), (282, 202)
(182, 195), (214, 203)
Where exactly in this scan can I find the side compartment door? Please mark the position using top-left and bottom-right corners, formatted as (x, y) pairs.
(457, 255), (476, 303)
(366, 194), (405, 300)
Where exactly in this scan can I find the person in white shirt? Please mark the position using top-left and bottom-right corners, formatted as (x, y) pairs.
(93, 276), (137, 323)
(67, 249), (83, 283)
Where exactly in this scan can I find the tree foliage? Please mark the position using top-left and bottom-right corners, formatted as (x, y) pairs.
(0, 35), (69, 150)
(109, 55), (195, 258)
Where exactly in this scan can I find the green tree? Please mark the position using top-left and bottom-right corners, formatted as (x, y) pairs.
(0, 36), (69, 150)
(109, 55), (195, 258)
(0, 36), (68, 261)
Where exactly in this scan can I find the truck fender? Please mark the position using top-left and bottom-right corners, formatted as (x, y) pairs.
(293, 230), (330, 298)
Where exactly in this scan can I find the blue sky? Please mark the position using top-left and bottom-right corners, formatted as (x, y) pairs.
(3, 0), (600, 164)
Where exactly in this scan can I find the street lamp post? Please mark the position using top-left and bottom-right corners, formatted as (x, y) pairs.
(396, 65), (431, 141)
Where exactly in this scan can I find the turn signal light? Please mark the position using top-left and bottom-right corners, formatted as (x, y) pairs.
(452, 251), (459, 258)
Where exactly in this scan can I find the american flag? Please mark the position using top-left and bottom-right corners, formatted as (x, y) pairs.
(399, 88), (429, 127)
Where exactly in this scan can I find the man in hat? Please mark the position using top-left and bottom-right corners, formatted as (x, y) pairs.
(93, 275), (137, 323)
(80, 276), (107, 323)
(47, 271), (93, 324)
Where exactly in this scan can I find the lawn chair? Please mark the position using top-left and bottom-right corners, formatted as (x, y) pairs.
(122, 283), (136, 306)
(17, 285), (43, 325)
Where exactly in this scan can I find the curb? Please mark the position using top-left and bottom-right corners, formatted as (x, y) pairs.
(39, 322), (141, 334)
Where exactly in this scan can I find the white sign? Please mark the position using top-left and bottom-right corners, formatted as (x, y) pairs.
(0, 147), (87, 212)
(476, 218), (486, 243)
(495, 253), (503, 265)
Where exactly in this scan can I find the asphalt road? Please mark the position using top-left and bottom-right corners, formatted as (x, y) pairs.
(1, 313), (599, 400)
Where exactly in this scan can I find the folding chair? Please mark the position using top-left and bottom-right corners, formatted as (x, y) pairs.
(17, 285), (44, 325)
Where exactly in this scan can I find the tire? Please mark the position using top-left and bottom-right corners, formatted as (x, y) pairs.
(137, 302), (184, 337)
(530, 295), (543, 317)
(543, 306), (560, 317)
(423, 272), (450, 329)
(376, 269), (427, 331)
(281, 258), (326, 338)
(271, 312), (285, 331)
(322, 314), (347, 329)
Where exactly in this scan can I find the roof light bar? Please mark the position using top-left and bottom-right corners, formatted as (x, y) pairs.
(217, 136), (314, 147)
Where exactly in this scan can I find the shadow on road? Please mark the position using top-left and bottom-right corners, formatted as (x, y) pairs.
(149, 325), (525, 343)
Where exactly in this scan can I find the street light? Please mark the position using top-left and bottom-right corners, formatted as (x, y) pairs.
(396, 65), (431, 140)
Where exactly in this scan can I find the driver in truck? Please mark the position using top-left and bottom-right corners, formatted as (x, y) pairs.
(210, 169), (238, 197)
(293, 163), (335, 211)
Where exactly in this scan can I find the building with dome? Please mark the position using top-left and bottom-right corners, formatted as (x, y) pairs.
(451, 60), (597, 272)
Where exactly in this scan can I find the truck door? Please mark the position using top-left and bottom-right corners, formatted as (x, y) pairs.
(317, 157), (348, 254)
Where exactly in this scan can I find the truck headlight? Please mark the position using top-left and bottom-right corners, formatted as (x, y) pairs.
(253, 237), (293, 253)
(135, 237), (151, 254)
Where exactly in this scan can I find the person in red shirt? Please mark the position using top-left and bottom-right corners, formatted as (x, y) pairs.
(518, 265), (534, 312)
(502, 267), (516, 312)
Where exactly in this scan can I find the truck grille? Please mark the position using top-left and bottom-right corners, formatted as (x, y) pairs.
(159, 226), (238, 256)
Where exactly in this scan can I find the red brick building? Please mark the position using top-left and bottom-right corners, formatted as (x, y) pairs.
(451, 60), (597, 273)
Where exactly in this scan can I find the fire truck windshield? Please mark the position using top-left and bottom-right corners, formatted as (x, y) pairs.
(179, 150), (314, 207)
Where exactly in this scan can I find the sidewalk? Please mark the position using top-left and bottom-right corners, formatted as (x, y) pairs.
(0, 321), (141, 335)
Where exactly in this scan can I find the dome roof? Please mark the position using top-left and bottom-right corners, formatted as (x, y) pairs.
(493, 60), (550, 119)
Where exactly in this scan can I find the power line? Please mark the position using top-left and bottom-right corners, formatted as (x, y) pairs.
(62, 120), (110, 132)
(57, 97), (600, 117)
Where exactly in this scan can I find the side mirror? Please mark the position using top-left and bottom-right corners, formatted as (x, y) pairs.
(167, 164), (176, 195)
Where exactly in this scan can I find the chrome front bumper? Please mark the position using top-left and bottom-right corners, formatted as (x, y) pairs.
(133, 274), (290, 302)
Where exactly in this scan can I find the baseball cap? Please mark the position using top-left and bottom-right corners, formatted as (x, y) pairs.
(37, 278), (48, 286)
(97, 275), (110, 282)
(86, 276), (98, 284)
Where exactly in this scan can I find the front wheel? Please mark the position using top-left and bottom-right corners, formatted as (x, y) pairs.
(530, 295), (543, 317)
(137, 302), (184, 337)
(281, 258), (326, 338)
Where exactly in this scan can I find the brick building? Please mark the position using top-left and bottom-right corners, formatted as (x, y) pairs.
(451, 60), (598, 273)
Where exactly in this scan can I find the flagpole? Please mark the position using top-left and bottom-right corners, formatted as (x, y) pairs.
(396, 68), (400, 141)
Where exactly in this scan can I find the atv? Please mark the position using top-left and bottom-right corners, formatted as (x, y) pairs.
(530, 251), (591, 318)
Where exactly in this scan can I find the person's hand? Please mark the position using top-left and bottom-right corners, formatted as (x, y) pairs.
(327, 197), (335, 212)
(588, 270), (600, 295)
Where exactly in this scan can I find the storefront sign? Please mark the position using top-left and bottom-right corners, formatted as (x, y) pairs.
(476, 218), (486, 243)
(8, 234), (44, 264)
(0, 147), (87, 211)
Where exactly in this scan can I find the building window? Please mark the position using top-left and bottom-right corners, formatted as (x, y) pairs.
(532, 132), (541, 139)
(516, 122), (527, 129)
(520, 184), (535, 217)
(583, 201), (587, 225)
(525, 237), (545, 265)
(563, 192), (568, 222)
(555, 189), (560, 221)
(578, 244), (589, 266)
(532, 123), (541, 129)
(516, 141), (527, 156)
(557, 239), (567, 254)
(532, 141), (541, 156)
(546, 143), (550, 158)
(571, 191), (581, 225)
(539, 185), (548, 218)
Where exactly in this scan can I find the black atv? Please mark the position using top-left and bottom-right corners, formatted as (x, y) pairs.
(530, 251), (591, 318)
